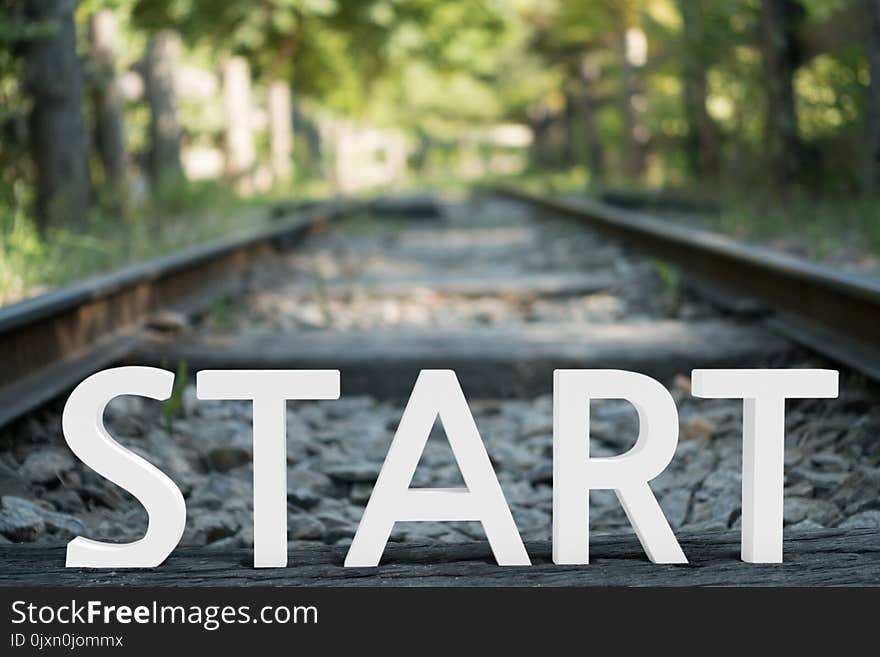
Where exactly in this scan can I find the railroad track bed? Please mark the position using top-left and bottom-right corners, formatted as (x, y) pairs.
(1, 195), (879, 585)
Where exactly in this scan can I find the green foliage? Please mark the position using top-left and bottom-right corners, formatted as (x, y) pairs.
(4, 0), (880, 307)
(150, 177), (241, 215)
(206, 299), (233, 330)
(653, 261), (680, 306)
(0, 178), (279, 304)
(161, 360), (189, 434)
(713, 191), (880, 260)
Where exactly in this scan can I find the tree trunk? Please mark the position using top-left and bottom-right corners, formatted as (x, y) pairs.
(865, 0), (880, 193)
(680, 1), (719, 182)
(579, 56), (605, 185)
(760, 0), (803, 186)
(268, 80), (293, 185)
(23, 0), (90, 232)
(620, 27), (648, 181)
(562, 88), (577, 168)
(89, 9), (127, 213)
(144, 31), (182, 186)
(528, 100), (554, 169)
(223, 57), (256, 192)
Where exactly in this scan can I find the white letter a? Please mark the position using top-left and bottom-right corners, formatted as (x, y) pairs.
(345, 370), (530, 567)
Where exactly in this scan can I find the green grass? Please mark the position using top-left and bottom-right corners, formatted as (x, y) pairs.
(0, 178), (321, 306)
(6, 168), (880, 308)
(483, 168), (880, 267)
(162, 360), (189, 434)
(710, 192), (880, 263)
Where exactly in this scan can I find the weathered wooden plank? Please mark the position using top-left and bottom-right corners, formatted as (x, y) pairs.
(294, 271), (616, 300)
(133, 319), (789, 397)
(0, 529), (877, 587)
(369, 194), (443, 219)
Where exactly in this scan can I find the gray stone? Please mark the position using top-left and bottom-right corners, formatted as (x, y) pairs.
(38, 507), (85, 538)
(288, 515), (325, 540)
(205, 440), (252, 472)
(325, 462), (382, 483)
(141, 430), (199, 483)
(784, 481), (814, 498)
(590, 489), (619, 510)
(784, 497), (841, 527)
(288, 466), (335, 496)
(808, 452), (850, 471)
(791, 519), (825, 531)
(804, 499), (843, 527)
(103, 395), (147, 436)
(709, 494), (741, 528)
(80, 483), (125, 510)
(511, 506), (550, 534)
(1, 496), (83, 538)
(784, 497), (810, 525)
(701, 467), (741, 493)
(490, 444), (534, 470)
(832, 468), (880, 513)
(349, 483), (373, 505)
(690, 488), (740, 528)
(45, 488), (85, 513)
(660, 489), (691, 529)
(0, 461), (30, 498)
(0, 496), (45, 541)
(237, 527), (254, 549)
(188, 492), (224, 511)
(527, 463), (552, 485)
(204, 535), (242, 550)
(287, 487), (322, 509)
(838, 510), (880, 529)
(190, 511), (239, 545)
(21, 449), (75, 485)
(314, 510), (356, 542)
(590, 418), (638, 451)
(789, 467), (847, 491)
(189, 476), (252, 512)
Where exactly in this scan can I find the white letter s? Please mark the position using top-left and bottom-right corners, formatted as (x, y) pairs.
(62, 366), (185, 568)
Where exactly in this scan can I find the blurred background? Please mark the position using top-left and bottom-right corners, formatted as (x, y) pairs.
(2, 0), (879, 305)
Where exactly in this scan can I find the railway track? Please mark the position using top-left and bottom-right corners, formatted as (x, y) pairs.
(0, 199), (359, 428)
(0, 190), (879, 585)
(494, 186), (880, 381)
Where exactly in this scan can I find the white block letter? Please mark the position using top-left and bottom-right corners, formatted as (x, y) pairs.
(197, 370), (340, 567)
(553, 369), (686, 565)
(345, 370), (529, 567)
(691, 369), (838, 563)
(63, 366), (185, 568)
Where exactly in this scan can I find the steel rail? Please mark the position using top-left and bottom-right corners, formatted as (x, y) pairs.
(0, 199), (361, 427)
(4, 186), (880, 427)
(493, 185), (880, 380)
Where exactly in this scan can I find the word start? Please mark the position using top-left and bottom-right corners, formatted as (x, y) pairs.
(60, 367), (838, 569)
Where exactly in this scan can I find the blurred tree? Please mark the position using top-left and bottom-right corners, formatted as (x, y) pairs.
(579, 55), (605, 183)
(24, 0), (91, 231)
(130, 0), (393, 114)
(619, 23), (648, 179)
(866, 0), (880, 193)
(222, 56), (256, 189)
(89, 9), (128, 214)
(679, 0), (719, 181)
(4, 0), (878, 243)
(268, 80), (294, 184)
(143, 31), (183, 185)
(525, 0), (620, 182)
(760, 0), (805, 186)
(0, 2), (32, 208)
